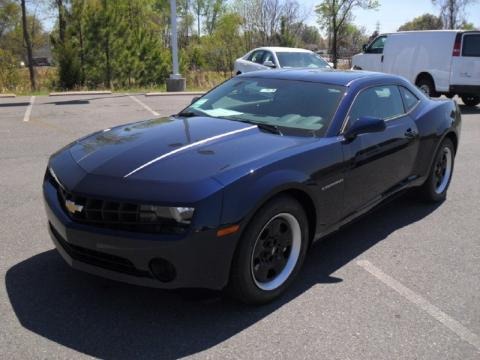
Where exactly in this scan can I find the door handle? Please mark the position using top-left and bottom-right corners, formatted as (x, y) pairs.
(381, 55), (384, 63)
(404, 128), (418, 139)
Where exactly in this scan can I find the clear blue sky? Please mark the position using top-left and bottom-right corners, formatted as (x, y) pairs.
(304, 0), (480, 35)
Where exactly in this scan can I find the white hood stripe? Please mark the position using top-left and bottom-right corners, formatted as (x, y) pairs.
(124, 125), (257, 178)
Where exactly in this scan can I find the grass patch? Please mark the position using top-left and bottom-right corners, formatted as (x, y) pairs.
(1, 68), (230, 96)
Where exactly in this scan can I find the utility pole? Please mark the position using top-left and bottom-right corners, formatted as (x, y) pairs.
(167, 0), (186, 92)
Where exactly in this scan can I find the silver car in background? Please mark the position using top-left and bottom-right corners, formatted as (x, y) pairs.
(234, 47), (332, 75)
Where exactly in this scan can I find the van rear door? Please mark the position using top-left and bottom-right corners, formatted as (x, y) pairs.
(451, 32), (480, 88)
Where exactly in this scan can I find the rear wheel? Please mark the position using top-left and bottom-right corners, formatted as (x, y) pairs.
(416, 77), (438, 98)
(419, 138), (455, 202)
(228, 195), (309, 304)
(461, 95), (480, 107)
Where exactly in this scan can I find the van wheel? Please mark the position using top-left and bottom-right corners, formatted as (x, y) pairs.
(416, 77), (438, 98)
(461, 95), (480, 107)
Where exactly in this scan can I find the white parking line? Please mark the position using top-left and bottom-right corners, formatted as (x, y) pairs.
(23, 96), (35, 122)
(357, 260), (480, 351)
(128, 95), (159, 116)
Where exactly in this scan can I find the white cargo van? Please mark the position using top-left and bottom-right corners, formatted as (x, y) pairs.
(352, 30), (480, 107)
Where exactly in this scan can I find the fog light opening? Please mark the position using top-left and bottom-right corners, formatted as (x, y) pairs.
(149, 258), (176, 282)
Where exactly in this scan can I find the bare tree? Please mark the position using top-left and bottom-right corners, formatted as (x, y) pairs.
(432, 0), (478, 29)
(316, 0), (378, 68)
(233, 0), (305, 48)
(20, 0), (36, 90)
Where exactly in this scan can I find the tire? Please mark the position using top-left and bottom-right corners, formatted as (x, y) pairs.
(461, 95), (480, 107)
(228, 195), (309, 304)
(416, 77), (439, 98)
(419, 138), (455, 202)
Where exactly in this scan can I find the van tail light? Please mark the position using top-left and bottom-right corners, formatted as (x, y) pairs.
(452, 33), (462, 56)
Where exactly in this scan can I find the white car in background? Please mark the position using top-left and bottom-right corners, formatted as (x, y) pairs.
(234, 47), (331, 75)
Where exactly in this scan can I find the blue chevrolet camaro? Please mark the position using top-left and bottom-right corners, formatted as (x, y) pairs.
(44, 70), (461, 304)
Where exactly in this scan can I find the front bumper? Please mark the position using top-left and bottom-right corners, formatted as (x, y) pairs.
(43, 179), (240, 290)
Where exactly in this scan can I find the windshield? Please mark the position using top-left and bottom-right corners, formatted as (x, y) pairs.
(276, 52), (330, 68)
(183, 77), (345, 136)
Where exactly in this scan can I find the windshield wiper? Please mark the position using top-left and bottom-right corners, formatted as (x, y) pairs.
(176, 109), (204, 117)
(225, 117), (283, 135)
(256, 122), (283, 135)
(176, 111), (197, 117)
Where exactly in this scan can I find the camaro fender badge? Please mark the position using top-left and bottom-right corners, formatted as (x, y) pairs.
(65, 199), (84, 214)
(321, 178), (344, 191)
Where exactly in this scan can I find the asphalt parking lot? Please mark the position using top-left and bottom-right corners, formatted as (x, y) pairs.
(1, 93), (479, 359)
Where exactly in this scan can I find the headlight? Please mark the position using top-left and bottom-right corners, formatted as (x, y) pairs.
(139, 205), (195, 224)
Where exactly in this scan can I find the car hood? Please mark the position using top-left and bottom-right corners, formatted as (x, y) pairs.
(68, 116), (316, 184)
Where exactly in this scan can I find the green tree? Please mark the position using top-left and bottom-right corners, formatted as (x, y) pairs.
(202, 12), (242, 73)
(0, 48), (19, 92)
(338, 23), (368, 55)
(398, 13), (443, 31)
(204, 0), (224, 34)
(0, 0), (20, 37)
(316, 0), (378, 68)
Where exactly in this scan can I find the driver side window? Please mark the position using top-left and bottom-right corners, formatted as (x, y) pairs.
(248, 50), (266, 64)
(347, 85), (405, 128)
(366, 36), (387, 54)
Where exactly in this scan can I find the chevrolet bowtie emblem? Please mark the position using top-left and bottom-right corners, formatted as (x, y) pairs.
(65, 199), (84, 214)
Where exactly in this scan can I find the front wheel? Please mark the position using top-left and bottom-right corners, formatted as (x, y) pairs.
(419, 138), (455, 202)
(228, 195), (309, 304)
(461, 95), (480, 107)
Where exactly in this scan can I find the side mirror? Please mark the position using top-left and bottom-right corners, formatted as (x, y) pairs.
(362, 44), (368, 52)
(344, 116), (386, 141)
(190, 96), (200, 105)
(263, 60), (276, 68)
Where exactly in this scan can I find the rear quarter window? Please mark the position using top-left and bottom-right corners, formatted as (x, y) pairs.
(399, 86), (420, 112)
(462, 34), (480, 57)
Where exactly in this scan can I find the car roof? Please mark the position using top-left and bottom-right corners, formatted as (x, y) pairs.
(238, 69), (400, 87)
(254, 47), (313, 53)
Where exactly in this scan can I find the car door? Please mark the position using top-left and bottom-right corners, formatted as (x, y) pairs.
(341, 85), (420, 216)
(354, 35), (387, 72)
(237, 50), (264, 73)
(247, 50), (268, 72)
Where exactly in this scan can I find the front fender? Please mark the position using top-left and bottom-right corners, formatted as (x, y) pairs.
(220, 168), (314, 227)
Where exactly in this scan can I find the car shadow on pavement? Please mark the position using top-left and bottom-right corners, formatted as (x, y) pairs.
(6, 194), (441, 359)
(460, 105), (480, 115)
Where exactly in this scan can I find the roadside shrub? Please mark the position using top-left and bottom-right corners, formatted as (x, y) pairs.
(0, 49), (20, 93)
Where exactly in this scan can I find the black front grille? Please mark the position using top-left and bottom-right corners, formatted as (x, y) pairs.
(45, 168), (187, 234)
(50, 223), (152, 278)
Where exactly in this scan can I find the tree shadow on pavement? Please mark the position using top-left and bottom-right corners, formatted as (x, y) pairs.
(6, 194), (441, 360)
